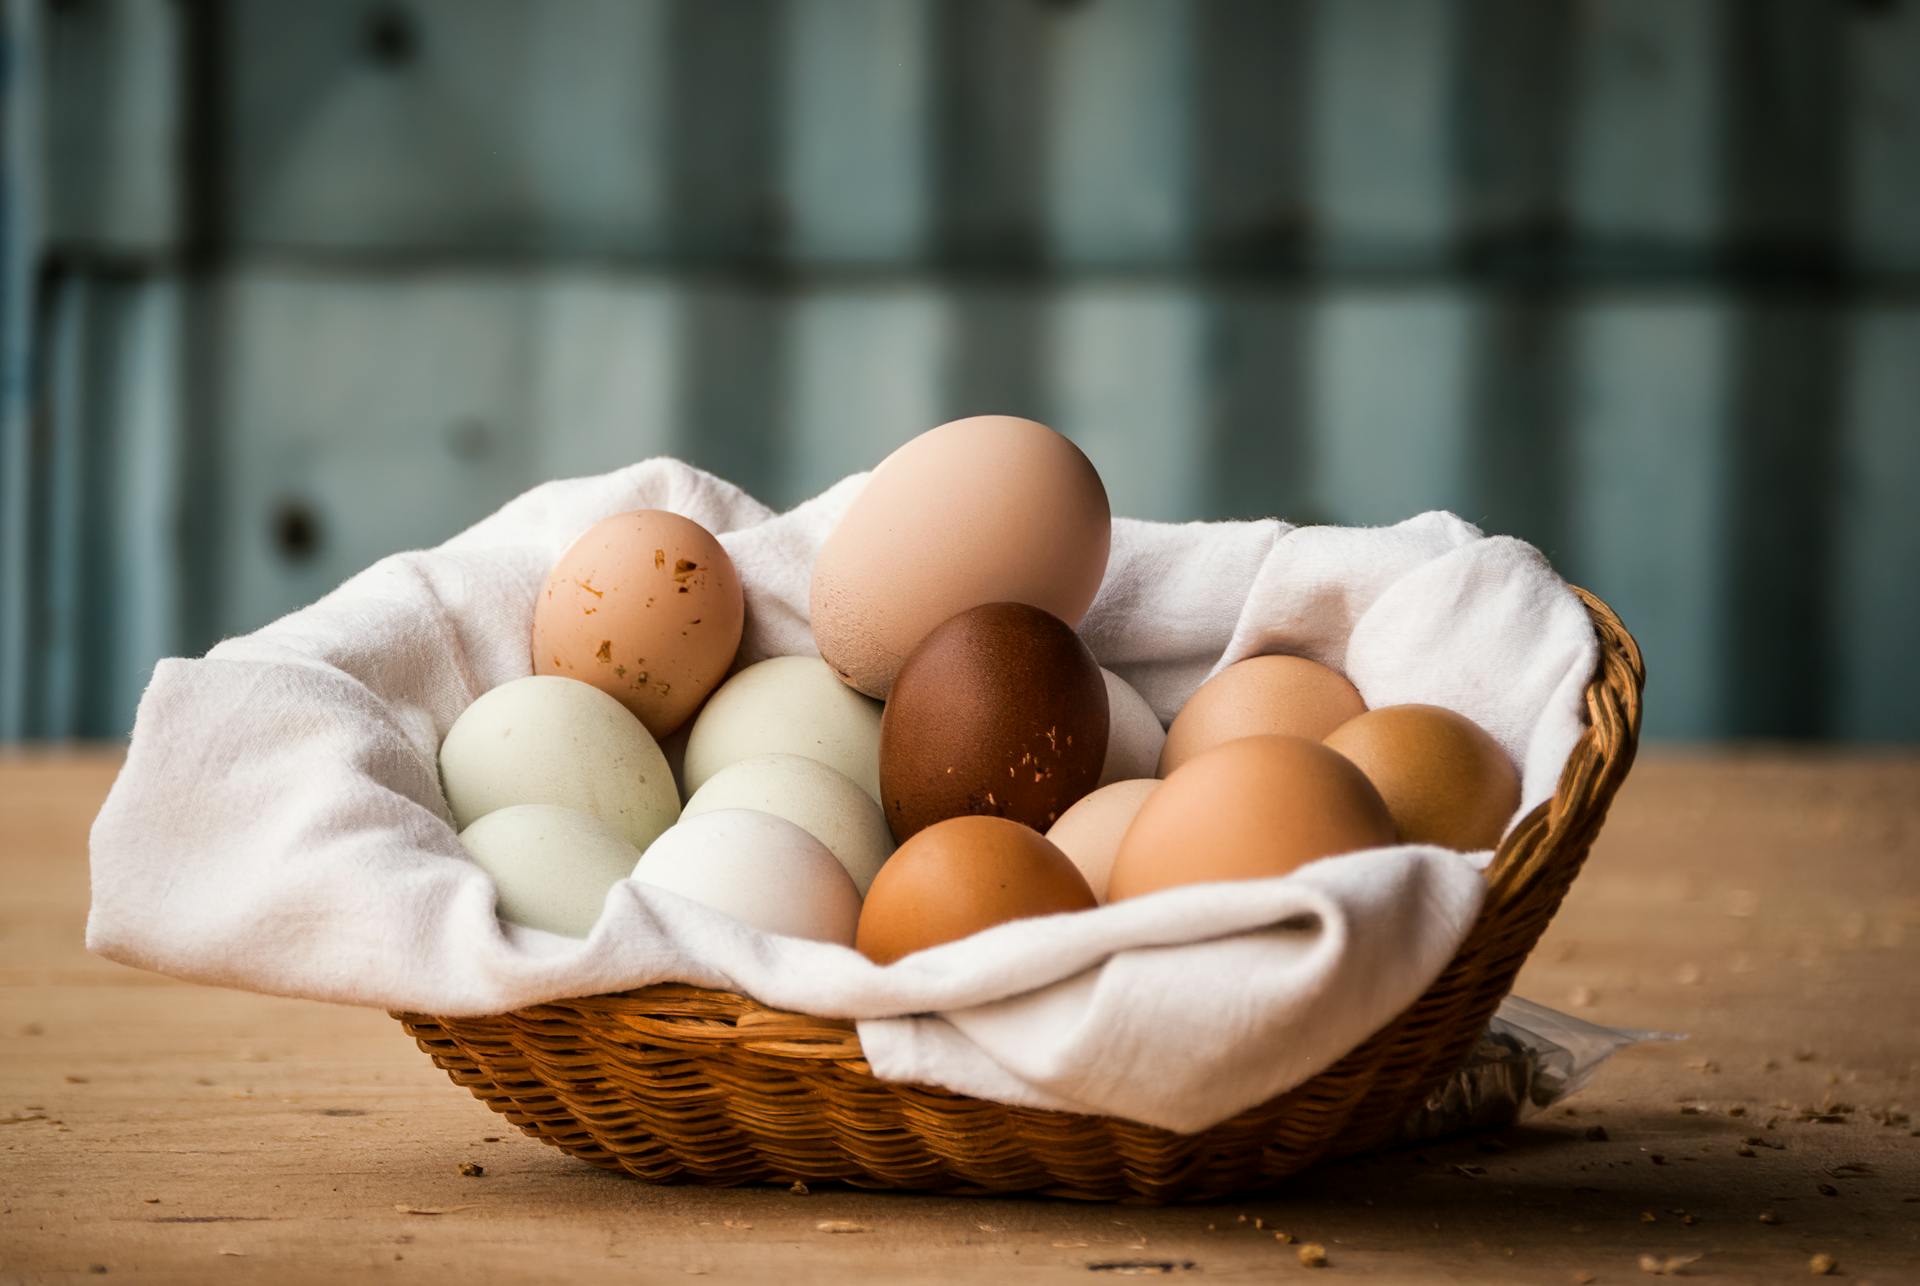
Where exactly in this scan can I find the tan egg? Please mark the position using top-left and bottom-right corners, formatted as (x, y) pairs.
(810, 416), (1110, 698)
(856, 815), (1095, 964)
(1045, 778), (1160, 902)
(1323, 704), (1520, 852)
(533, 510), (744, 739)
(1159, 655), (1365, 776)
(1108, 735), (1396, 902)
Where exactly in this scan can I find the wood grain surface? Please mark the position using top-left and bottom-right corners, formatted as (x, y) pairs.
(3, 749), (1917, 1283)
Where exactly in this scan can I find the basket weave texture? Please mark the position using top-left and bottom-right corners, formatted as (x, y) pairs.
(397, 588), (1643, 1201)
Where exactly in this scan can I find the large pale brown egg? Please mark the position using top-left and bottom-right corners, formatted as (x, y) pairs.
(810, 416), (1110, 698)
(1323, 704), (1520, 852)
(532, 510), (744, 739)
(1108, 735), (1396, 901)
(879, 602), (1108, 841)
(856, 815), (1096, 964)
(1158, 655), (1365, 776)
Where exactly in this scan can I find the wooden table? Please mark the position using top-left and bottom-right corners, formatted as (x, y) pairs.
(4, 750), (1917, 1284)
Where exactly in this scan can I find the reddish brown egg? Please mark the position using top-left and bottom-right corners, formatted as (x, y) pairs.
(878, 602), (1108, 842)
(532, 510), (744, 739)
(1108, 735), (1396, 901)
(856, 815), (1096, 964)
(1158, 655), (1365, 776)
(1323, 704), (1520, 852)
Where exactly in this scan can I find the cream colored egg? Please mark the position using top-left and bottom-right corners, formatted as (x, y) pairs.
(1098, 668), (1166, 786)
(682, 754), (894, 894)
(1045, 778), (1160, 901)
(632, 809), (862, 944)
(458, 804), (642, 937)
(439, 675), (680, 850)
(682, 655), (884, 802)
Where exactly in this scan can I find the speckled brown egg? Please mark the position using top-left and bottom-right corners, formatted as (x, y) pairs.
(879, 602), (1108, 842)
(1323, 704), (1520, 852)
(810, 416), (1110, 698)
(856, 815), (1096, 964)
(1107, 735), (1396, 902)
(1158, 655), (1365, 776)
(532, 510), (744, 739)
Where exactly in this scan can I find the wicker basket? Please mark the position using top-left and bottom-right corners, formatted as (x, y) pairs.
(396, 587), (1642, 1202)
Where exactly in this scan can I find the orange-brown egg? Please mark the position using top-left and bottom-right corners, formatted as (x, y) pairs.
(856, 815), (1096, 964)
(1108, 735), (1396, 901)
(532, 510), (744, 739)
(1323, 704), (1519, 852)
(1158, 655), (1365, 776)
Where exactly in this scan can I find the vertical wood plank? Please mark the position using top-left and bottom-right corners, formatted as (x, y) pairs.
(225, 0), (672, 252)
(1844, 0), (1920, 271)
(1189, 0), (1314, 267)
(1049, 285), (1206, 522)
(216, 272), (538, 637)
(1564, 297), (1732, 740)
(673, 284), (792, 502)
(0, 0), (44, 738)
(1044, 0), (1193, 265)
(1308, 0), (1456, 259)
(527, 276), (681, 482)
(1306, 289), (1475, 525)
(97, 281), (186, 734)
(665, 0), (781, 260)
(781, 0), (935, 263)
(1568, 0), (1724, 256)
(1829, 307), (1920, 741)
(783, 287), (949, 503)
(42, 0), (184, 251)
(928, 0), (1049, 265)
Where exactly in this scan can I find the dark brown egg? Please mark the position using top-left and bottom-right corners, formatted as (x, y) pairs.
(879, 602), (1108, 842)
(1107, 735), (1397, 902)
(1323, 704), (1520, 852)
(856, 816), (1096, 964)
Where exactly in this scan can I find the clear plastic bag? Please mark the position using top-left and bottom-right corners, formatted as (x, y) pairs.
(1396, 995), (1679, 1143)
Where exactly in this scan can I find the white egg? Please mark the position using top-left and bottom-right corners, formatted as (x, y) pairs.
(632, 809), (861, 944)
(458, 804), (642, 937)
(682, 753), (893, 894)
(682, 655), (883, 802)
(1045, 778), (1160, 902)
(1098, 668), (1167, 786)
(439, 674), (679, 850)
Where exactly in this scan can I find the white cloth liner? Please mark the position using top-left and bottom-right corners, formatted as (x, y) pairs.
(87, 460), (1598, 1134)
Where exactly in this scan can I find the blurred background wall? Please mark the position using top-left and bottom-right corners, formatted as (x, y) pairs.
(2, 0), (1916, 743)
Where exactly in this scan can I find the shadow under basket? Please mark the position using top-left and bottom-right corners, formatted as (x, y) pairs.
(396, 588), (1644, 1202)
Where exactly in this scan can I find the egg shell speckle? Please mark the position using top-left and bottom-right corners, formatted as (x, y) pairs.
(533, 509), (744, 738)
(879, 602), (1108, 842)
